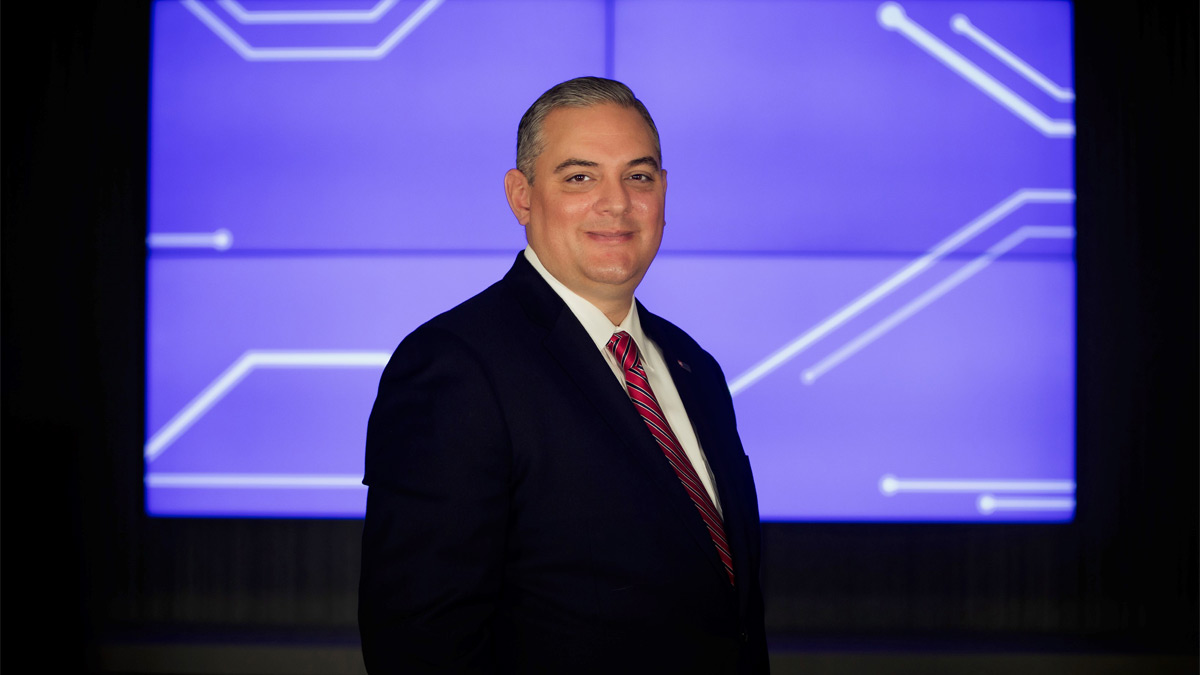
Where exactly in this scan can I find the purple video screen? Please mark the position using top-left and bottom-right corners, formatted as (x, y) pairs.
(146, 0), (1075, 521)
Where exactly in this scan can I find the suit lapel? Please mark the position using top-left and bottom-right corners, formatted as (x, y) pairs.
(642, 304), (755, 605)
(505, 255), (729, 574)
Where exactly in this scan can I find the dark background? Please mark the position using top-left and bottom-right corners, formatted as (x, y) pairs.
(2, 1), (1196, 672)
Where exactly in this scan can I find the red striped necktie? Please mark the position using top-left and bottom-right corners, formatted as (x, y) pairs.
(606, 331), (734, 586)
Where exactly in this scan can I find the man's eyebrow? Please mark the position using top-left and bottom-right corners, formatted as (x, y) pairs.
(553, 158), (599, 173)
(627, 156), (660, 171)
(552, 157), (661, 173)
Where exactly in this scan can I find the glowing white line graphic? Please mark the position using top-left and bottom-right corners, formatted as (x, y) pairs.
(877, 2), (1074, 137)
(880, 475), (1075, 495)
(801, 225), (1075, 383)
(218, 0), (399, 24)
(146, 472), (365, 489)
(727, 189), (1074, 395)
(183, 0), (443, 61)
(951, 13), (1075, 102)
(978, 494), (1075, 514)
(147, 229), (233, 251)
(145, 350), (391, 461)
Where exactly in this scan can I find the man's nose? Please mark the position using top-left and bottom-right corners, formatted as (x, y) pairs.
(594, 177), (630, 217)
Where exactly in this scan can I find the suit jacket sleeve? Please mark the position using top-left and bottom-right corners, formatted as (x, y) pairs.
(359, 324), (510, 674)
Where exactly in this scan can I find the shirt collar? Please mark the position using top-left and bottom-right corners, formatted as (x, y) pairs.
(523, 245), (647, 352)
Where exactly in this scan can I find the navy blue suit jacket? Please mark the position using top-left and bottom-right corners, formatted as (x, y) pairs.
(359, 252), (768, 674)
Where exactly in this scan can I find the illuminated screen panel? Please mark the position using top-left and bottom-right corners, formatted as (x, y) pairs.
(146, 0), (1075, 520)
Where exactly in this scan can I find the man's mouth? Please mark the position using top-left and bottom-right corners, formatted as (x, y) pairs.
(586, 230), (634, 242)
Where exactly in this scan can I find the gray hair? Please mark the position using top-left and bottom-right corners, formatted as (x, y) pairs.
(515, 76), (661, 184)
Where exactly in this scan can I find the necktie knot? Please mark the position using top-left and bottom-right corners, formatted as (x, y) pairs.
(606, 331), (641, 373)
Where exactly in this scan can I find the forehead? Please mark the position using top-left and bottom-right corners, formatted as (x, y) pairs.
(537, 104), (658, 163)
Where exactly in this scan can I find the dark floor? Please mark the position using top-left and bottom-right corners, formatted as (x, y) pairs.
(94, 630), (1199, 675)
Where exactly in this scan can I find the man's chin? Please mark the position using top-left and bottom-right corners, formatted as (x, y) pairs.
(583, 266), (644, 290)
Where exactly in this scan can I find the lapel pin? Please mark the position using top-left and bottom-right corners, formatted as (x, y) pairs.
(676, 359), (691, 372)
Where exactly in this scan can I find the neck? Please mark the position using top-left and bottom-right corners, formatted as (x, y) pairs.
(592, 295), (634, 325)
(522, 246), (636, 325)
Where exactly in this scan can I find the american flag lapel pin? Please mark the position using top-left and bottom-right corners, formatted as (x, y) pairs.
(676, 359), (691, 373)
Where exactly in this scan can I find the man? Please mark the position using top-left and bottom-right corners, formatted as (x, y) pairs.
(360, 77), (768, 674)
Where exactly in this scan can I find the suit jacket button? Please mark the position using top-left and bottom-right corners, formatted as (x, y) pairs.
(740, 631), (748, 643)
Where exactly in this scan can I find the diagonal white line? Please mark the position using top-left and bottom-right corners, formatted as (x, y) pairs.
(145, 350), (392, 461)
(801, 225), (1074, 383)
(727, 189), (1074, 395)
(877, 2), (1074, 137)
(373, 0), (442, 56)
(184, 0), (259, 56)
(218, 0), (400, 24)
(184, 0), (443, 61)
(951, 13), (1075, 102)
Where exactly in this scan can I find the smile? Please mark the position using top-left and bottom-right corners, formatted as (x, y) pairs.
(586, 231), (635, 242)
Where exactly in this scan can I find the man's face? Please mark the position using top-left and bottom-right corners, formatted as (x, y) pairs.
(505, 103), (666, 312)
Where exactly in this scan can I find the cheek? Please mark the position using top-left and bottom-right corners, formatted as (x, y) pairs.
(562, 198), (594, 219)
(631, 194), (664, 219)
(540, 194), (589, 221)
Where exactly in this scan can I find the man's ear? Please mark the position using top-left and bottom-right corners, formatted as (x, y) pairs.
(660, 168), (667, 227)
(504, 168), (532, 226)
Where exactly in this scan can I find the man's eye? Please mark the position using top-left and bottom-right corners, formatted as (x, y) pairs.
(566, 174), (590, 183)
(628, 173), (653, 182)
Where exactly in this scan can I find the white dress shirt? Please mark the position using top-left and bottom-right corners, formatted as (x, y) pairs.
(524, 246), (723, 514)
